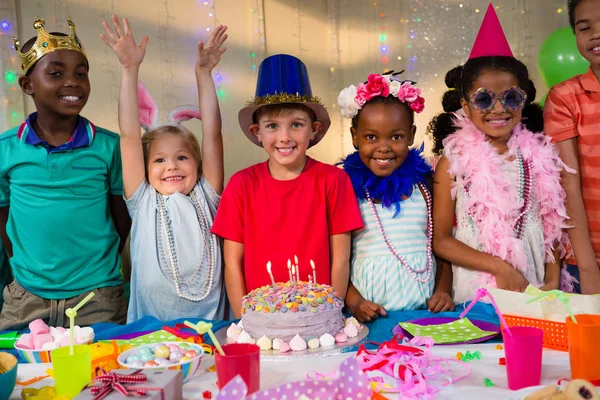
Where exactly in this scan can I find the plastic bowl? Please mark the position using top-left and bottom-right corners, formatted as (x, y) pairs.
(0, 353), (18, 400)
(14, 332), (95, 364)
(117, 341), (203, 383)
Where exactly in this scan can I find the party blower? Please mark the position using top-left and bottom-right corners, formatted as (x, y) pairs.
(461, 288), (544, 390)
(51, 292), (95, 397)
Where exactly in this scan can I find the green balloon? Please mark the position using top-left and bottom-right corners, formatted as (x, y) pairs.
(538, 26), (589, 88)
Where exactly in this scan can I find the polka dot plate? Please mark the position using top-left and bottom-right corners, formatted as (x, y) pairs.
(395, 317), (500, 345)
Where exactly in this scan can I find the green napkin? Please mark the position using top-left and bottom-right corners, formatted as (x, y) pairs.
(399, 318), (496, 344)
(127, 330), (178, 346)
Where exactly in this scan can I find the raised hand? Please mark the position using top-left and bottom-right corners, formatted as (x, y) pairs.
(196, 25), (228, 73)
(101, 15), (149, 69)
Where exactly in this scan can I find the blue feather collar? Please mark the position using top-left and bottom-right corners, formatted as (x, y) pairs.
(340, 146), (432, 217)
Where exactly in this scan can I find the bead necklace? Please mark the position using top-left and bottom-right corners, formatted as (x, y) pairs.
(365, 182), (433, 283)
(464, 149), (532, 239)
(156, 189), (216, 302)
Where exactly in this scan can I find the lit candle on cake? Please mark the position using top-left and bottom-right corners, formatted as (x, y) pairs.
(291, 264), (296, 289)
(287, 259), (293, 285)
(310, 259), (317, 285)
(308, 275), (313, 288)
(294, 255), (300, 282)
(266, 261), (277, 289)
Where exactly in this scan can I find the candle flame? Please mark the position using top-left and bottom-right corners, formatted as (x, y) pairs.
(294, 255), (299, 265)
(266, 261), (272, 273)
(310, 259), (316, 269)
(287, 259), (292, 269)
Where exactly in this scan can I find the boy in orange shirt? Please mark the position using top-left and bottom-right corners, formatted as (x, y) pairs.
(544, 0), (600, 294)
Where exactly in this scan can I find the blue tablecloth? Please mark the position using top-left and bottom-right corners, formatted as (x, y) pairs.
(1, 302), (500, 360)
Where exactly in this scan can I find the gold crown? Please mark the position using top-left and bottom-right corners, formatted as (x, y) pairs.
(13, 16), (87, 75)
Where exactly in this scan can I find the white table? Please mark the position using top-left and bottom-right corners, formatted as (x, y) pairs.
(10, 344), (575, 400)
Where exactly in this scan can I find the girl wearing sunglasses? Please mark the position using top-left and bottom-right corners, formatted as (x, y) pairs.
(427, 5), (573, 303)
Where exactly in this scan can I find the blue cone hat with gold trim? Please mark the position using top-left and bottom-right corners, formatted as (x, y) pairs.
(238, 54), (331, 148)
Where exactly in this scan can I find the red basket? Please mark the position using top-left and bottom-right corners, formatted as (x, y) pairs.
(504, 314), (568, 352)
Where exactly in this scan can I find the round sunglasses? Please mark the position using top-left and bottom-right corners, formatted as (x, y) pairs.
(468, 86), (528, 113)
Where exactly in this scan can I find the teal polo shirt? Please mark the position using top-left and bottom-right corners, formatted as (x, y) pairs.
(0, 113), (124, 299)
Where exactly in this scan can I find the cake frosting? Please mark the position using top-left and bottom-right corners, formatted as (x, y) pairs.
(240, 280), (345, 342)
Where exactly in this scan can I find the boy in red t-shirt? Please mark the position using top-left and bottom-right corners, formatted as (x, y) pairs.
(212, 55), (364, 317)
(544, 0), (600, 294)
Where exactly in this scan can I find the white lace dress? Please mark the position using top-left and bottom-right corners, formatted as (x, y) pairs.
(452, 158), (546, 304)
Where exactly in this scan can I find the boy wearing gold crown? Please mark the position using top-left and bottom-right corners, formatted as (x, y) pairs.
(0, 17), (131, 330)
(212, 54), (364, 317)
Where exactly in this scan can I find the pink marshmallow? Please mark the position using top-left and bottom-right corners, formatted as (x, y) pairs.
(33, 333), (53, 349)
(16, 333), (33, 349)
(28, 319), (49, 335)
(58, 335), (71, 347)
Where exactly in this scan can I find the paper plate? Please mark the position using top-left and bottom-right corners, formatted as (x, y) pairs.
(392, 317), (500, 345)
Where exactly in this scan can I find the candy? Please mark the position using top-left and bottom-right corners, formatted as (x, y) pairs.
(257, 335), (272, 351)
(456, 352), (463, 360)
(126, 354), (140, 363)
(185, 350), (199, 359)
(154, 357), (171, 366)
(473, 350), (482, 360)
(334, 333), (348, 343)
(138, 347), (153, 355)
(33, 333), (53, 349)
(279, 341), (291, 353)
(168, 344), (180, 352)
(129, 359), (144, 368)
(308, 338), (320, 349)
(139, 353), (154, 363)
(483, 378), (494, 387)
(498, 357), (506, 365)
(178, 343), (190, 351)
(202, 391), (213, 399)
(29, 319), (50, 335)
(169, 350), (184, 363)
(290, 334), (307, 351)
(272, 338), (281, 350)
(16, 333), (33, 349)
(495, 344), (503, 350)
(319, 333), (335, 347)
(344, 324), (359, 338)
(143, 360), (159, 367)
(154, 346), (170, 359)
(180, 356), (192, 362)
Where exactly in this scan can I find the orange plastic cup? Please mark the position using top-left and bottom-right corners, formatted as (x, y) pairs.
(566, 314), (600, 385)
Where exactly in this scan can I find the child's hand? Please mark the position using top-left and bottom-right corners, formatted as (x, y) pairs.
(495, 262), (529, 292)
(196, 25), (228, 74)
(427, 292), (455, 313)
(101, 15), (149, 69)
(348, 299), (387, 323)
(539, 280), (560, 291)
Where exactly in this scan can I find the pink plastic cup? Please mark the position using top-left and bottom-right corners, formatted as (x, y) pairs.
(503, 326), (544, 390)
(214, 343), (260, 394)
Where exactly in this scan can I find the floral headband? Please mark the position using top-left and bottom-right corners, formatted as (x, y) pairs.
(338, 71), (425, 119)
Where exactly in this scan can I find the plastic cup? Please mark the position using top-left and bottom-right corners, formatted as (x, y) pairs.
(567, 314), (600, 384)
(51, 344), (92, 397)
(214, 343), (260, 394)
(503, 326), (543, 390)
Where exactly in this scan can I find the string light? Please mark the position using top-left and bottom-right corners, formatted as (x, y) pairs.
(0, 20), (11, 32)
(4, 71), (16, 83)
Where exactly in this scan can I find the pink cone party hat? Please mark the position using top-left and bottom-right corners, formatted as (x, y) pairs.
(469, 3), (513, 59)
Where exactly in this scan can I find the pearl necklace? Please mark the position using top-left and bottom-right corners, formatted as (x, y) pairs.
(365, 182), (434, 283)
(156, 189), (216, 302)
(464, 149), (531, 239)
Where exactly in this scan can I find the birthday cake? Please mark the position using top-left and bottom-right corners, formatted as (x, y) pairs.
(227, 280), (361, 352)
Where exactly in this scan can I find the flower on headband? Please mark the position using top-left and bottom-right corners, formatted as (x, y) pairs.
(337, 85), (360, 118)
(338, 73), (425, 119)
(364, 74), (391, 98)
(410, 96), (425, 113)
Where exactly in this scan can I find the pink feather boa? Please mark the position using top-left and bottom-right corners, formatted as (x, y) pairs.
(443, 114), (571, 287)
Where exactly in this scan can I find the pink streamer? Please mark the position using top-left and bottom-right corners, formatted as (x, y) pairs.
(355, 335), (470, 399)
